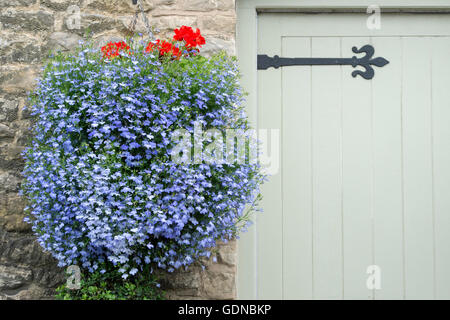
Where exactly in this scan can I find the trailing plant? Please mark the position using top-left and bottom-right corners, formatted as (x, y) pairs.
(21, 26), (265, 282)
(55, 265), (164, 300)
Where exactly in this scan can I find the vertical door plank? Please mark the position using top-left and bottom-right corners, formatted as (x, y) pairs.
(372, 37), (405, 299)
(402, 37), (435, 299)
(311, 37), (343, 299)
(431, 37), (450, 300)
(256, 15), (283, 299)
(281, 37), (313, 299)
(341, 37), (373, 300)
(236, 7), (258, 300)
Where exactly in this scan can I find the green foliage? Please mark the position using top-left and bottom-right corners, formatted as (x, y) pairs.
(56, 267), (165, 300)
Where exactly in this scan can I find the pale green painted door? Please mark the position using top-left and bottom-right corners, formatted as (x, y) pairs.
(238, 12), (450, 299)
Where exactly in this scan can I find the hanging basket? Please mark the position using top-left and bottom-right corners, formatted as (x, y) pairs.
(21, 26), (265, 278)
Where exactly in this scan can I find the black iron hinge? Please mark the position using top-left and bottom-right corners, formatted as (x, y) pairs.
(257, 44), (389, 80)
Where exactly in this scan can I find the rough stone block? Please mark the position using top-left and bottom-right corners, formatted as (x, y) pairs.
(84, 0), (154, 13)
(216, 240), (236, 267)
(46, 32), (82, 52)
(216, 0), (235, 11)
(0, 124), (15, 142)
(0, 67), (38, 94)
(0, 98), (19, 122)
(201, 37), (235, 56)
(181, 0), (234, 11)
(200, 15), (235, 34)
(153, 0), (176, 6)
(0, 145), (25, 174)
(0, 0), (37, 7)
(0, 265), (32, 291)
(2, 283), (53, 300)
(64, 13), (126, 36)
(152, 16), (198, 33)
(0, 41), (43, 64)
(202, 270), (235, 299)
(0, 10), (54, 32)
(181, 0), (217, 11)
(41, 0), (81, 11)
(0, 192), (27, 231)
(0, 229), (64, 300)
(0, 173), (21, 193)
(0, 215), (29, 233)
(158, 267), (203, 297)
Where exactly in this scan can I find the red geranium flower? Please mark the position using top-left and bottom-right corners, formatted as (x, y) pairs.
(146, 39), (181, 59)
(101, 41), (131, 59)
(145, 41), (156, 53)
(144, 26), (204, 60)
(173, 26), (205, 48)
(158, 40), (174, 55)
(170, 45), (182, 58)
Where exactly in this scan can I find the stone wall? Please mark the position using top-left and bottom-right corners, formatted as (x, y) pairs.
(0, 0), (237, 300)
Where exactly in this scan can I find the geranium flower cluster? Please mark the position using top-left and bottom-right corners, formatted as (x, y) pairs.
(144, 26), (205, 58)
(22, 30), (264, 278)
(101, 41), (131, 59)
(145, 39), (181, 58)
(173, 26), (205, 48)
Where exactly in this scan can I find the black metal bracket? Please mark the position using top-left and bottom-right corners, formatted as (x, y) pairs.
(257, 45), (389, 80)
(132, 0), (137, 4)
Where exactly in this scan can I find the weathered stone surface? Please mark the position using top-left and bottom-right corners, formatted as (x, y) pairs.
(203, 270), (235, 299)
(64, 13), (126, 36)
(0, 10), (54, 32)
(0, 214), (29, 233)
(32, 266), (65, 287)
(153, 0), (176, 6)
(2, 193), (25, 215)
(156, 241), (237, 299)
(14, 125), (33, 147)
(0, 146), (25, 175)
(2, 283), (53, 300)
(0, 265), (32, 290)
(181, 0), (235, 11)
(46, 32), (82, 52)
(159, 268), (203, 297)
(0, 67), (38, 94)
(201, 37), (235, 56)
(41, 0), (81, 11)
(92, 35), (126, 49)
(152, 16), (198, 33)
(0, 41), (43, 64)
(0, 228), (64, 299)
(0, 229), (59, 267)
(84, 0), (154, 13)
(20, 103), (34, 120)
(200, 15), (235, 34)
(0, 98), (19, 123)
(216, 0), (235, 11)
(0, 124), (15, 142)
(0, 0), (37, 7)
(216, 240), (236, 267)
(0, 173), (21, 193)
(0, 191), (28, 232)
(181, 0), (216, 11)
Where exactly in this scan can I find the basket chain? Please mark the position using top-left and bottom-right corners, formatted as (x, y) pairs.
(128, 0), (154, 40)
